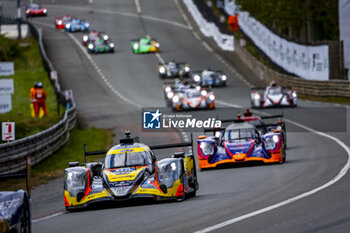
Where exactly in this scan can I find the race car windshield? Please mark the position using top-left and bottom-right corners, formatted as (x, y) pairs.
(186, 91), (201, 98)
(245, 119), (264, 126)
(140, 39), (151, 45)
(268, 87), (282, 95)
(105, 151), (152, 168)
(225, 128), (255, 141)
(28, 4), (41, 9)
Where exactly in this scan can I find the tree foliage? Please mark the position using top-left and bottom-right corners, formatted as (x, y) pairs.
(236, 0), (339, 42)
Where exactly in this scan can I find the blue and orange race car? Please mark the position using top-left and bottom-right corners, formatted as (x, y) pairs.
(64, 131), (198, 210)
(197, 121), (286, 170)
(221, 109), (287, 149)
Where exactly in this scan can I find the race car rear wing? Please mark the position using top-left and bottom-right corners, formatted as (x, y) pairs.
(0, 157), (31, 197)
(84, 134), (194, 163)
(219, 114), (284, 124)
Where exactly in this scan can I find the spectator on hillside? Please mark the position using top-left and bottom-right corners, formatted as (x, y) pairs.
(30, 82), (38, 117)
(34, 82), (47, 117)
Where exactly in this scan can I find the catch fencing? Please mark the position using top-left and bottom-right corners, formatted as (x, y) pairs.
(0, 17), (76, 174)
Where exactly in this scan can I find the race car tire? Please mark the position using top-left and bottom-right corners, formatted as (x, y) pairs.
(176, 193), (185, 202)
(18, 199), (30, 233)
(279, 151), (286, 164)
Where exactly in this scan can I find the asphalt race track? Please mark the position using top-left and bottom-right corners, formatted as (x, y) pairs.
(3, 0), (350, 232)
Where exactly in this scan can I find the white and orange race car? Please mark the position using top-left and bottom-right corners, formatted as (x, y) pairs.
(163, 80), (215, 111)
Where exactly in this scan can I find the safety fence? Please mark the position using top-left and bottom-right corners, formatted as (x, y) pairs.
(0, 18), (76, 174)
(184, 0), (234, 51)
(183, 0), (350, 97)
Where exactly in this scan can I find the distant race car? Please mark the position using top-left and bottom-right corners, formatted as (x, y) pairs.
(25, 3), (47, 17)
(0, 158), (31, 233)
(65, 18), (90, 32)
(64, 131), (198, 211)
(55, 15), (72, 29)
(251, 82), (297, 108)
(87, 37), (115, 53)
(163, 80), (215, 111)
(197, 121), (286, 170)
(191, 69), (227, 87)
(82, 31), (109, 46)
(131, 37), (160, 54)
(158, 61), (190, 79)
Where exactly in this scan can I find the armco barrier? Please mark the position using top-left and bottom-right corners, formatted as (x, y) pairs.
(0, 19), (76, 174)
(184, 0), (350, 97)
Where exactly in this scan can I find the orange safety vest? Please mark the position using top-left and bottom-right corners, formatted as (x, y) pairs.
(35, 88), (47, 100)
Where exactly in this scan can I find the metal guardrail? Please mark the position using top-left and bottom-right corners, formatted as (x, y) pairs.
(0, 19), (76, 175)
(191, 1), (350, 97)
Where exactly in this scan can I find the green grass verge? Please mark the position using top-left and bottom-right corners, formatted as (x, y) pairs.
(0, 126), (114, 191)
(0, 35), (62, 139)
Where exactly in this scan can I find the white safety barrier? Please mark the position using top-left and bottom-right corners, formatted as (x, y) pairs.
(183, 0), (234, 51)
(224, 0), (330, 81)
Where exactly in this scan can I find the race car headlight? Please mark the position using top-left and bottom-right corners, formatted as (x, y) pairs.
(85, 22), (90, 28)
(133, 43), (139, 49)
(159, 66), (166, 74)
(155, 42), (160, 48)
(66, 23), (71, 28)
(167, 91), (174, 99)
(221, 75), (227, 81)
(209, 94), (215, 101)
(165, 86), (171, 93)
(254, 94), (260, 100)
(26, 9), (30, 14)
(200, 142), (214, 155)
(172, 95), (179, 103)
(194, 75), (201, 82)
(83, 35), (88, 42)
(43, 9), (48, 13)
(88, 44), (94, 50)
(58, 20), (63, 25)
(265, 136), (278, 150)
(103, 35), (109, 40)
(109, 43), (115, 48)
(184, 66), (190, 72)
(201, 90), (208, 96)
(292, 92), (297, 98)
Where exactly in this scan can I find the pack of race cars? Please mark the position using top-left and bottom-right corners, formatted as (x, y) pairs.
(18, 3), (300, 215)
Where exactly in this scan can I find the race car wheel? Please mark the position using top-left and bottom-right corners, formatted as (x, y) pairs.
(279, 151), (286, 164)
(176, 193), (185, 202)
(19, 200), (30, 233)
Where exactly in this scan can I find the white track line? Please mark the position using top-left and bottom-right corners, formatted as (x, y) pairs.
(194, 99), (350, 233)
(134, 0), (141, 14)
(174, 0), (193, 30)
(67, 33), (143, 108)
(201, 41), (213, 52)
(32, 212), (64, 223)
